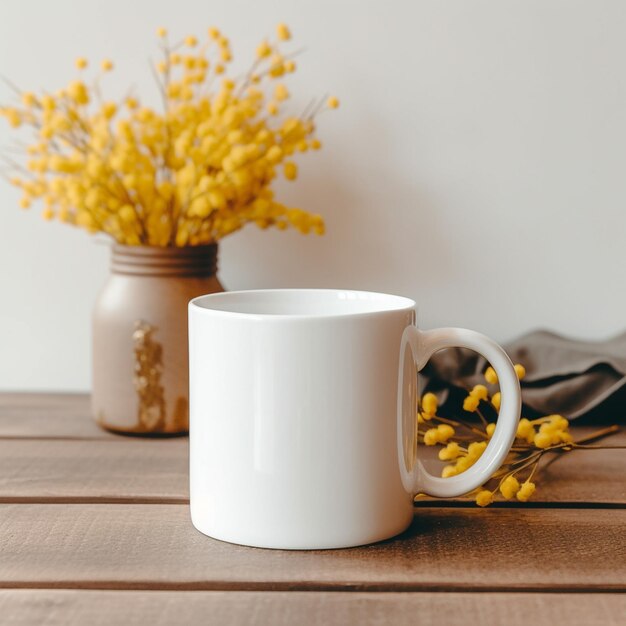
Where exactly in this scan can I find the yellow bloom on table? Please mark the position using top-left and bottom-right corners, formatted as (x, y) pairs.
(499, 475), (520, 500)
(101, 59), (113, 72)
(514, 364), (526, 380)
(75, 57), (88, 70)
(423, 428), (439, 446)
(421, 392), (438, 418)
(516, 417), (534, 442)
(516, 481), (536, 502)
(184, 35), (198, 47)
(327, 96), (340, 109)
(441, 465), (457, 478)
(491, 391), (501, 411)
(437, 424), (455, 442)
(438, 441), (461, 461)
(463, 394), (480, 413)
(156, 27), (167, 38)
(475, 490), (494, 507)
(469, 384), (489, 401)
(484, 366), (498, 385)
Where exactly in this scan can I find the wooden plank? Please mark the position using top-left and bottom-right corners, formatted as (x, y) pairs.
(1, 590), (624, 626)
(0, 432), (623, 505)
(0, 393), (112, 440)
(0, 505), (624, 591)
(0, 439), (188, 503)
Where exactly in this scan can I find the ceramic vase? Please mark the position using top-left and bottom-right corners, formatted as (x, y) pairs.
(92, 244), (224, 435)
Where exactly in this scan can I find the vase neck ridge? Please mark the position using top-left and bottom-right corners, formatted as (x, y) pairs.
(111, 244), (218, 277)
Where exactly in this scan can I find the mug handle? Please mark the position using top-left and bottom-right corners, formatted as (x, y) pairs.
(397, 326), (521, 498)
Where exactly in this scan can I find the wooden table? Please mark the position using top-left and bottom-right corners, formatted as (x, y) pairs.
(0, 393), (624, 625)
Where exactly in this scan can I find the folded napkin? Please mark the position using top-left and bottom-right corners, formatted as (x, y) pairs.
(422, 330), (626, 421)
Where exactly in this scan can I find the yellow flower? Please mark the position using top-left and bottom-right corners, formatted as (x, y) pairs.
(274, 83), (289, 101)
(41, 95), (56, 111)
(463, 395), (480, 413)
(516, 481), (536, 502)
(438, 441), (461, 461)
(21, 92), (37, 107)
(266, 145), (282, 163)
(441, 465), (457, 478)
(421, 392), (438, 417)
(467, 441), (487, 459)
(486, 422), (496, 438)
(475, 490), (494, 507)
(423, 428), (439, 446)
(101, 59), (114, 71)
(327, 96), (339, 109)
(2, 24), (331, 245)
(269, 55), (285, 77)
(470, 384), (489, 401)
(514, 364), (526, 380)
(184, 35), (198, 47)
(75, 57), (88, 70)
(491, 391), (501, 411)
(500, 475), (520, 500)
(436, 424), (455, 443)
(284, 60), (296, 72)
(283, 161), (298, 180)
(267, 101), (279, 116)
(68, 80), (89, 105)
(276, 23), (291, 41)
(534, 431), (552, 449)
(516, 417), (533, 441)
(484, 366), (498, 385)
(256, 41), (272, 58)
(101, 101), (117, 119)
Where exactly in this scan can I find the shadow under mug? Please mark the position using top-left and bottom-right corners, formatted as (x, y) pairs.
(188, 289), (521, 549)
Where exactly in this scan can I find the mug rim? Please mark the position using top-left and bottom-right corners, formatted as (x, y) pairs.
(189, 288), (416, 320)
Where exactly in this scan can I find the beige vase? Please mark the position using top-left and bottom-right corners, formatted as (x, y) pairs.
(92, 244), (224, 435)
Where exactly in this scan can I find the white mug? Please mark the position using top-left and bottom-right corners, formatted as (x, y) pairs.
(188, 289), (521, 549)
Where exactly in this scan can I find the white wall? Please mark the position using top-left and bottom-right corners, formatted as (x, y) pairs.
(1, 0), (625, 391)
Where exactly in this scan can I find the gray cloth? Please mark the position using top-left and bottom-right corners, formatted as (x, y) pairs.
(424, 330), (626, 420)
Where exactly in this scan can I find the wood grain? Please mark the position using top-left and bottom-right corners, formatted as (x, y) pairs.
(0, 504), (624, 591)
(0, 393), (109, 440)
(1, 590), (624, 626)
(0, 431), (623, 505)
(0, 439), (188, 503)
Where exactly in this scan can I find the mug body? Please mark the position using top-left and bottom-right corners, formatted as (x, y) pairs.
(189, 289), (416, 549)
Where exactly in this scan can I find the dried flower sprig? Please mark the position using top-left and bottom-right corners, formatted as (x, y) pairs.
(418, 364), (620, 506)
(0, 23), (338, 246)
